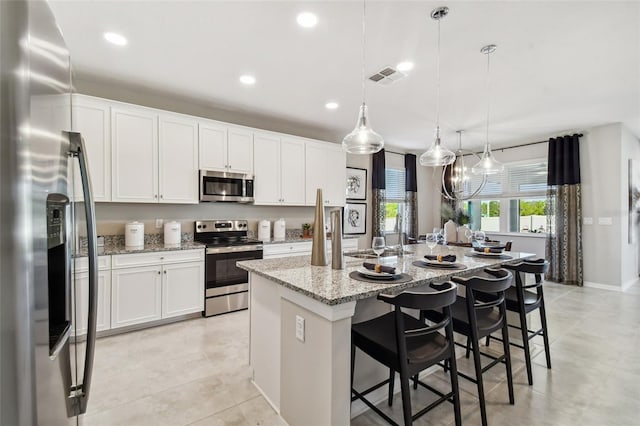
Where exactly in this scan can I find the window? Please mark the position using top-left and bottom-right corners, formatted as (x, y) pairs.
(384, 167), (405, 233)
(462, 159), (548, 234)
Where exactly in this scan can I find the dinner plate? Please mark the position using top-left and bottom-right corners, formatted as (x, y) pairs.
(357, 267), (398, 280)
(422, 259), (458, 268)
(471, 250), (504, 257)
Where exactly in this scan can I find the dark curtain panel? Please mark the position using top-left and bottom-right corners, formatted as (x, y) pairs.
(441, 164), (457, 227)
(372, 149), (386, 238)
(546, 134), (583, 286)
(404, 154), (418, 240)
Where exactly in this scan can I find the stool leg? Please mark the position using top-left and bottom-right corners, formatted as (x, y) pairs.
(471, 336), (488, 426)
(485, 335), (491, 346)
(350, 342), (355, 394)
(412, 374), (418, 390)
(398, 367), (412, 426)
(501, 307), (515, 404)
(448, 340), (462, 426)
(388, 368), (395, 406)
(518, 307), (534, 386)
(465, 337), (471, 358)
(539, 292), (552, 369)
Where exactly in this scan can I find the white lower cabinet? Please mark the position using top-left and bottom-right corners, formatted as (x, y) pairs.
(263, 239), (358, 259)
(162, 261), (204, 319)
(110, 249), (204, 330)
(111, 265), (163, 328)
(73, 256), (111, 337)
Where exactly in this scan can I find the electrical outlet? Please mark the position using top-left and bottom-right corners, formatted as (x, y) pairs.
(295, 315), (305, 342)
(155, 219), (163, 228)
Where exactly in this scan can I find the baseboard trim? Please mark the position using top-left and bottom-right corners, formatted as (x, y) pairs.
(622, 277), (640, 292)
(583, 281), (623, 292)
(251, 379), (289, 425)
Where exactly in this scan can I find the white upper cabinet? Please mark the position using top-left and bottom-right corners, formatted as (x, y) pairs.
(254, 133), (306, 205)
(253, 132), (281, 204)
(280, 137), (306, 205)
(159, 114), (198, 204)
(227, 127), (254, 174)
(199, 121), (227, 171)
(199, 122), (253, 174)
(305, 141), (346, 206)
(111, 106), (158, 203)
(71, 95), (111, 202)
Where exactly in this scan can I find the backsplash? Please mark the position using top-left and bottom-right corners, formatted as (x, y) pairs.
(79, 232), (193, 249)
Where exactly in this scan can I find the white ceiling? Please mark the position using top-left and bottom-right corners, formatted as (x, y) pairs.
(49, 0), (640, 151)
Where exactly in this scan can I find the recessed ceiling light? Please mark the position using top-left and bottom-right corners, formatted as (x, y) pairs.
(239, 75), (256, 85)
(103, 32), (127, 46)
(325, 102), (339, 110)
(397, 61), (414, 72)
(296, 12), (318, 28)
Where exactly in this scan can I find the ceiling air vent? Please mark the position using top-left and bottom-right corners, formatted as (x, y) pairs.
(369, 66), (407, 86)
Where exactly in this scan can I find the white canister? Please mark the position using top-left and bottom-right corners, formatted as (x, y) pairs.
(125, 221), (144, 250)
(274, 218), (286, 241)
(444, 220), (458, 243)
(457, 224), (470, 243)
(258, 220), (271, 242)
(164, 221), (181, 248)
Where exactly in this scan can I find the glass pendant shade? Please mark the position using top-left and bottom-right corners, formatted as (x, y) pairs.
(342, 103), (384, 154)
(419, 128), (456, 166)
(472, 145), (504, 175)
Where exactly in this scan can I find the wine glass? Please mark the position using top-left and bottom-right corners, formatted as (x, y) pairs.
(426, 233), (438, 255)
(372, 237), (385, 263)
(464, 227), (473, 243)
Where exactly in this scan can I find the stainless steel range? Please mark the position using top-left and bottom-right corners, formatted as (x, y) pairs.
(194, 220), (263, 317)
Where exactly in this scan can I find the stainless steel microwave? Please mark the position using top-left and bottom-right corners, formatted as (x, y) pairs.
(199, 170), (254, 203)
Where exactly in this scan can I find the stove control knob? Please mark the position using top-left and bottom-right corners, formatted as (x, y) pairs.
(202, 224), (207, 229)
(197, 224), (201, 229)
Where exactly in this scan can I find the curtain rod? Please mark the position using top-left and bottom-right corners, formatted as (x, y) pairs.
(494, 133), (583, 152)
(384, 133), (584, 157)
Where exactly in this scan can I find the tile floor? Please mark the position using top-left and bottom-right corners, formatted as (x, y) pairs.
(79, 281), (640, 426)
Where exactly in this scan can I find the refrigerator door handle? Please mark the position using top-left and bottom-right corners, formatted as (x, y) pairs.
(66, 131), (97, 415)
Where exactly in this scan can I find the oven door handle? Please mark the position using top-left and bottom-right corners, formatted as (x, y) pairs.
(205, 245), (263, 255)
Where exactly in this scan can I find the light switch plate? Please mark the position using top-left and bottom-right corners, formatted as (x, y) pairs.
(583, 217), (593, 225)
(295, 315), (305, 342)
(598, 217), (613, 226)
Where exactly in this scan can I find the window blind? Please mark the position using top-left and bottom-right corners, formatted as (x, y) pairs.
(385, 168), (405, 201)
(463, 160), (547, 199)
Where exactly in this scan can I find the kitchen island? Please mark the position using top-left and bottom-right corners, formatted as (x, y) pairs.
(237, 245), (534, 426)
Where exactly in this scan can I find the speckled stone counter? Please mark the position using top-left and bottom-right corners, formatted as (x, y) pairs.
(74, 234), (205, 257)
(238, 245), (533, 306)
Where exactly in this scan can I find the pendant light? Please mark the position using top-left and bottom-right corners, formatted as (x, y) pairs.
(472, 44), (504, 175)
(342, 0), (384, 155)
(441, 130), (487, 201)
(419, 6), (455, 167)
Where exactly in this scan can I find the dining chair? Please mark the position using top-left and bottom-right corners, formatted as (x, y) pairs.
(422, 269), (515, 426)
(351, 282), (461, 426)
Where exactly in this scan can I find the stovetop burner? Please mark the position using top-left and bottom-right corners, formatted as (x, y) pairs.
(194, 219), (262, 248)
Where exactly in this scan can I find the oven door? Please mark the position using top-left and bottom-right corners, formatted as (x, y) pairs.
(205, 248), (262, 296)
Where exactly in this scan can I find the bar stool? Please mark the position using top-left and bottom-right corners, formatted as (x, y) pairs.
(423, 269), (515, 426)
(351, 282), (461, 426)
(485, 259), (551, 386)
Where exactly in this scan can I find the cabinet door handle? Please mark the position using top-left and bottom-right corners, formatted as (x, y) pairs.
(164, 270), (167, 275)
(154, 194), (158, 199)
(160, 195), (163, 199)
(157, 271), (161, 275)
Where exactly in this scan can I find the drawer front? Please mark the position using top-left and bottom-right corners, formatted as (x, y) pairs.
(205, 292), (248, 317)
(112, 249), (204, 268)
(263, 241), (312, 257)
(74, 255), (111, 272)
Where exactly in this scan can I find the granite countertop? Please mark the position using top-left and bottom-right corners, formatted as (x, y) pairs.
(74, 234), (205, 257)
(262, 235), (359, 245)
(237, 245), (534, 306)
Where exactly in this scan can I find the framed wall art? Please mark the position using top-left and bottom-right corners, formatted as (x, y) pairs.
(343, 202), (367, 235)
(346, 167), (367, 200)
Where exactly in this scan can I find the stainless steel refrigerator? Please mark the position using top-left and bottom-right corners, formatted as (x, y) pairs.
(0, 0), (99, 424)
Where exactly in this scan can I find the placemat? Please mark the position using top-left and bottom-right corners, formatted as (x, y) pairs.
(464, 252), (514, 260)
(412, 260), (467, 270)
(348, 271), (413, 284)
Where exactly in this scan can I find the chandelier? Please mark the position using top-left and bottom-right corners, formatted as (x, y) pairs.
(442, 131), (487, 201)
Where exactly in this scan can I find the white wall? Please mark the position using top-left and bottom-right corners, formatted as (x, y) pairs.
(581, 123), (640, 290)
